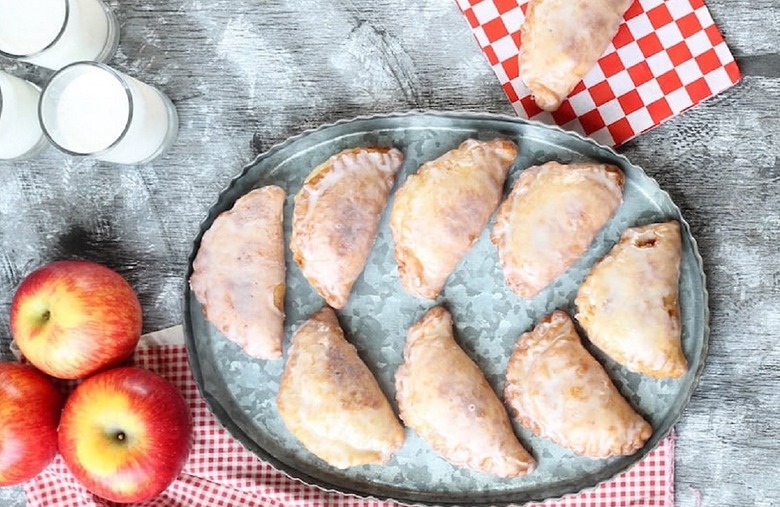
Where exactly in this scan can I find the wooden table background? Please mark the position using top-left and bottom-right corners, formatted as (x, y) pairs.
(1, 0), (777, 505)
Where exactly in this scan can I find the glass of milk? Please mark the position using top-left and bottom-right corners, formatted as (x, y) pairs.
(39, 62), (179, 164)
(0, 0), (120, 70)
(0, 72), (48, 160)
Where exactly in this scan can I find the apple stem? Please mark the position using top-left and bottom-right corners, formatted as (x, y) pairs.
(116, 432), (125, 442)
(42, 310), (50, 322)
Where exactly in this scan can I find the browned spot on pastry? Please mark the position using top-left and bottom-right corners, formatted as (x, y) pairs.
(635, 237), (657, 248)
(273, 283), (285, 312)
(326, 344), (382, 409)
(663, 294), (679, 321)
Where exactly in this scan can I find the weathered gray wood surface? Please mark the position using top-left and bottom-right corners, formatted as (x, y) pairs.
(1, 0), (777, 505)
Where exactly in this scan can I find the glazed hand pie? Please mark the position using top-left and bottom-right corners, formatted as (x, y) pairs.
(190, 185), (286, 360)
(291, 147), (404, 309)
(575, 221), (687, 378)
(519, 0), (635, 111)
(491, 161), (624, 299)
(390, 138), (517, 299)
(504, 311), (652, 458)
(395, 306), (536, 477)
(277, 307), (405, 469)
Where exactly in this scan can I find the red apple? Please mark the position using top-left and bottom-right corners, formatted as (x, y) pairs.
(10, 260), (142, 379)
(0, 362), (63, 486)
(58, 366), (193, 503)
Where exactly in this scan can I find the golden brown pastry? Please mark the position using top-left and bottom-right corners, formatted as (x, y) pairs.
(575, 221), (687, 378)
(491, 161), (624, 299)
(395, 306), (536, 477)
(190, 185), (286, 360)
(277, 307), (405, 468)
(390, 139), (517, 299)
(519, 0), (635, 111)
(504, 311), (652, 458)
(291, 147), (404, 309)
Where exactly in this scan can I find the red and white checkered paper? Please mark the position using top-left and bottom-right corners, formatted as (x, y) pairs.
(456, 0), (741, 147)
(24, 327), (675, 507)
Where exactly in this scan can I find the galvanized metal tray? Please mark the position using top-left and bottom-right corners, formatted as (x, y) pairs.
(183, 111), (709, 506)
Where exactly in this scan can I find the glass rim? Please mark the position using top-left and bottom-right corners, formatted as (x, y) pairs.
(0, 0), (70, 59)
(38, 61), (134, 157)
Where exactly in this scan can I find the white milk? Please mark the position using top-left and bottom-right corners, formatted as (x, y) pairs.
(53, 68), (129, 154)
(0, 0), (118, 70)
(41, 64), (178, 164)
(0, 72), (46, 160)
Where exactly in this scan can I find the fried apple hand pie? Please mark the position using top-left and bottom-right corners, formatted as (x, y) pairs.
(390, 138), (517, 299)
(291, 147), (404, 309)
(576, 221), (687, 378)
(395, 306), (536, 478)
(519, 0), (635, 111)
(492, 161), (624, 299)
(504, 310), (652, 459)
(277, 307), (405, 469)
(190, 185), (286, 360)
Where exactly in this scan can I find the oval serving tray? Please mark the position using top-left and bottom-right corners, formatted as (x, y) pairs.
(183, 111), (709, 506)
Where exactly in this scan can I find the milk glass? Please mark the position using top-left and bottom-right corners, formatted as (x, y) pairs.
(39, 62), (178, 164)
(0, 0), (119, 70)
(0, 72), (47, 160)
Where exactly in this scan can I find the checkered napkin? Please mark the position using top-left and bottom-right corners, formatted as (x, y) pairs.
(23, 326), (675, 507)
(455, 0), (741, 147)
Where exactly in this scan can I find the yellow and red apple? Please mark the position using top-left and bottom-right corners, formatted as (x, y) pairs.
(58, 366), (193, 503)
(0, 362), (63, 486)
(10, 260), (142, 379)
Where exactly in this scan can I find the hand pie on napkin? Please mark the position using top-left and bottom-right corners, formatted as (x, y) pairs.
(390, 138), (517, 299)
(491, 161), (624, 299)
(395, 306), (536, 478)
(277, 307), (405, 469)
(190, 185), (286, 360)
(575, 221), (687, 378)
(504, 310), (652, 458)
(519, 0), (635, 111)
(291, 147), (404, 309)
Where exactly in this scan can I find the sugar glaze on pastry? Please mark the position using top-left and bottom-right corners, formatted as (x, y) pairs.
(504, 310), (652, 458)
(390, 138), (517, 299)
(491, 161), (624, 299)
(190, 185), (286, 360)
(277, 307), (405, 468)
(395, 306), (536, 477)
(575, 220), (687, 378)
(519, 0), (635, 111)
(291, 147), (404, 309)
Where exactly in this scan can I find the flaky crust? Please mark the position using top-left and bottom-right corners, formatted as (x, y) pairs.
(291, 147), (404, 309)
(395, 307), (536, 478)
(390, 138), (517, 299)
(190, 185), (286, 360)
(277, 307), (405, 469)
(519, 0), (635, 111)
(504, 311), (652, 458)
(575, 221), (687, 378)
(491, 161), (624, 299)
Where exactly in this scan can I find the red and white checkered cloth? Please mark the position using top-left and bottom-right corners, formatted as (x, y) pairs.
(455, 0), (741, 147)
(22, 326), (675, 507)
